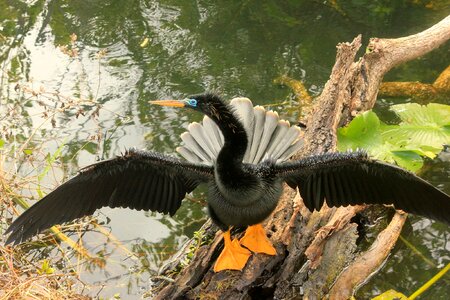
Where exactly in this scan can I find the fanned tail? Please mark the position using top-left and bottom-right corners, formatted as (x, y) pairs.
(177, 97), (304, 165)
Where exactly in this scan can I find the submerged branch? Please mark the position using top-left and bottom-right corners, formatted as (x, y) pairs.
(379, 65), (450, 103)
(273, 75), (314, 120)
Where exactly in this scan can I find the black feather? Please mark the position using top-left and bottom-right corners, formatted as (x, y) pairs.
(6, 94), (450, 248)
(5, 149), (213, 245)
(276, 151), (450, 225)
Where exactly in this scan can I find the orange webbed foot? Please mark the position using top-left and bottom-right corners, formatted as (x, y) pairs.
(240, 224), (276, 255)
(214, 230), (252, 272)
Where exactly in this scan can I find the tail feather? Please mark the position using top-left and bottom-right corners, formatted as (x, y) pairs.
(272, 126), (302, 158)
(277, 138), (304, 162)
(177, 97), (303, 165)
(180, 132), (211, 162)
(202, 116), (222, 154)
(248, 106), (266, 163)
(230, 98), (255, 162)
(265, 120), (290, 159)
(188, 122), (216, 159)
(176, 146), (203, 163)
(253, 110), (279, 163)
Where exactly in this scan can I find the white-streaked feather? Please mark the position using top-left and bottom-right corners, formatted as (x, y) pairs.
(202, 115), (223, 156)
(177, 97), (303, 165)
(253, 110), (279, 163)
(277, 138), (304, 162)
(248, 106), (265, 163)
(188, 122), (216, 159)
(180, 132), (210, 162)
(264, 120), (290, 160)
(272, 126), (302, 158)
(230, 98), (255, 162)
(176, 146), (202, 163)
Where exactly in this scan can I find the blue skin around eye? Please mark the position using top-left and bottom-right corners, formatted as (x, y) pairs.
(188, 99), (197, 107)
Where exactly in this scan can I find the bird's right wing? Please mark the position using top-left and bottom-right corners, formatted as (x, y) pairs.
(5, 149), (213, 245)
(274, 151), (450, 225)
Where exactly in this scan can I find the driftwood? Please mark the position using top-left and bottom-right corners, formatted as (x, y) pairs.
(379, 64), (450, 103)
(153, 15), (450, 300)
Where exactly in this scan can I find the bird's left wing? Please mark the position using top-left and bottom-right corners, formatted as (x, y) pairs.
(274, 151), (450, 225)
(5, 149), (213, 245)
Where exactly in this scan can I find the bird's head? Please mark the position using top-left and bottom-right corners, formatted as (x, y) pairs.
(149, 93), (224, 117)
(150, 93), (245, 140)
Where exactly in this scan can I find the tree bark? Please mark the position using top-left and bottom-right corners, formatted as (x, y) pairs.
(153, 15), (450, 300)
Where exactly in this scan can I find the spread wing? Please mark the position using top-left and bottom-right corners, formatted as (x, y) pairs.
(274, 151), (450, 225)
(6, 149), (213, 245)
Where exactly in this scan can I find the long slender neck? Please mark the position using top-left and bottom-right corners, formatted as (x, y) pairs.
(202, 98), (252, 195)
(205, 100), (248, 163)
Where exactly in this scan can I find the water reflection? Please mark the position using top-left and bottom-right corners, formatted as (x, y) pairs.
(1, 1), (449, 298)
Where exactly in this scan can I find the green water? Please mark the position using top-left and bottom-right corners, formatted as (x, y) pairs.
(1, 1), (449, 298)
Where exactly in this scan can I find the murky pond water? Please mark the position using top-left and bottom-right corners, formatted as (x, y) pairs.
(1, 1), (449, 298)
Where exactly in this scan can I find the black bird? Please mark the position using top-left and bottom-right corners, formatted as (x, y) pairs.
(5, 94), (450, 272)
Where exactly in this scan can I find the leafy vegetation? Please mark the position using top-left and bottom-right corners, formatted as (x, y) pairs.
(338, 103), (450, 172)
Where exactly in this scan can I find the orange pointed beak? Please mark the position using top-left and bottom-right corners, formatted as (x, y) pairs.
(149, 100), (185, 107)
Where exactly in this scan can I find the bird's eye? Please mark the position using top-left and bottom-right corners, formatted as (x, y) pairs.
(188, 99), (198, 107)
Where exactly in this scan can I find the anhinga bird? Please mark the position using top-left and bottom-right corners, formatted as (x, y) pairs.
(5, 94), (450, 272)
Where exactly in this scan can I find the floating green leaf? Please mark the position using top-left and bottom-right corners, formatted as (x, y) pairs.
(390, 150), (424, 172)
(337, 103), (450, 173)
(337, 111), (402, 167)
(384, 103), (450, 153)
(391, 103), (450, 126)
(338, 111), (382, 152)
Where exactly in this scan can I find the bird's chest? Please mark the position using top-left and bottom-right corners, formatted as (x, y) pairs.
(214, 160), (252, 191)
(207, 177), (283, 228)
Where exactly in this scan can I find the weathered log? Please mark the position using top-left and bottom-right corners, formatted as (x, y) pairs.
(329, 212), (407, 299)
(152, 15), (450, 300)
(379, 64), (450, 103)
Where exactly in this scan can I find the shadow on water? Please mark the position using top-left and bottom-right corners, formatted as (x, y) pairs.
(0, 1), (449, 298)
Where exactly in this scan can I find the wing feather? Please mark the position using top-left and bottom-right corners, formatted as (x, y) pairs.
(147, 175), (160, 212)
(324, 172), (334, 207)
(274, 151), (450, 225)
(313, 173), (324, 209)
(134, 174), (149, 210)
(5, 149), (213, 245)
(340, 169), (356, 205)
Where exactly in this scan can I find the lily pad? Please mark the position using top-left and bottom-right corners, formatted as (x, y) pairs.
(337, 103), (450, 172)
